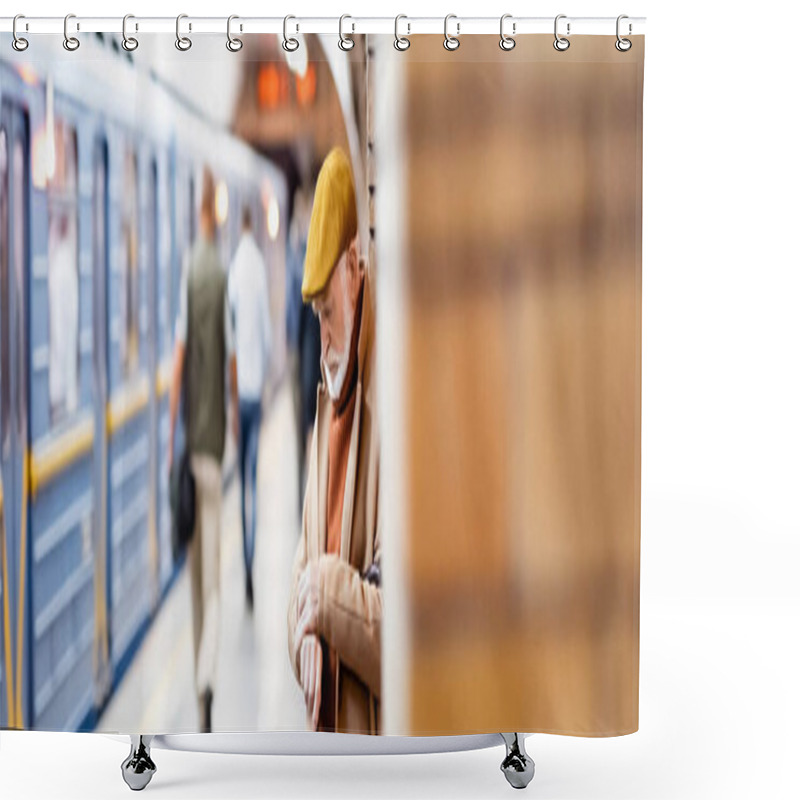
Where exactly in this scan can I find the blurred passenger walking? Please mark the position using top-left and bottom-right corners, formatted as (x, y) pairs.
(228, 205), (272, 610)
(168, 166), (239, 733)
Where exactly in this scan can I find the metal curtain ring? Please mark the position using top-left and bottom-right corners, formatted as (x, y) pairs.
(122, 14), (139, 51)
(615, 14), (632, 51)
(499, 14), (516, 51)
(12, 14), (29, 51)
(443, 14), (460, 51)
(63, 13), (80, 51)
(176, 14), (192, 51)
(227, 14), (243, 52)
(553, 14), (570, 51)
(394, 15), (410, 51)
(282, 15), (299, 52)
(339, 14), (355, 51)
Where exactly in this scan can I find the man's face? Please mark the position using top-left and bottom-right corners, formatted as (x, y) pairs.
(312, 239), (358, 400)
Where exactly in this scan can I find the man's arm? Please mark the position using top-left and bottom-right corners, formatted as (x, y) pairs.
(295, 422), (383, 698)
(167, 341), (185, 472)
(317, 456), (383, 699)
(317, 550), (382, 698)
(168, 265), (189, 471)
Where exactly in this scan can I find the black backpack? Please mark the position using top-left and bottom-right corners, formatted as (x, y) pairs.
(170, 266), (197, 560)
(170, 443), (195, 560)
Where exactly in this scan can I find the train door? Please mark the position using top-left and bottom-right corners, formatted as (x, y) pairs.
(0, 103), (11, 729)
(91, 136), (112, 706)
(145, 157), (160, 611)
(107, 146), (151, 676)
(0, 100), (30, 729)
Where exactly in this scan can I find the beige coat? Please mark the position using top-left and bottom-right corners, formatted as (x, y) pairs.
(287, 268), (382, 734)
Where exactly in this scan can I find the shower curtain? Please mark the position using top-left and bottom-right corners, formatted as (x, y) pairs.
(0, 27), (644, 738)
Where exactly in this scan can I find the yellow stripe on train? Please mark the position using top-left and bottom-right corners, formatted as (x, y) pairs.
(28, 374), (155, 499)
(29, 416), (95, 499)
(106, 374), (151, 436)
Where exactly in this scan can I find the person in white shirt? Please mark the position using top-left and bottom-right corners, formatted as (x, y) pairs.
(228, 206), (272, 609)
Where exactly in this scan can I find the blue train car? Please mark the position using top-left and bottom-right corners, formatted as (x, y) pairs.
(0, 34), (287, 732)
(0, 65), (32, 732)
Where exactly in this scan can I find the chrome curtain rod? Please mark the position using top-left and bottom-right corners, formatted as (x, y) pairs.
(0, 15), (646, 37)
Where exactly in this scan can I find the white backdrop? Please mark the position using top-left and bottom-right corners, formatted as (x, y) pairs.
(1, 1), (798, 798)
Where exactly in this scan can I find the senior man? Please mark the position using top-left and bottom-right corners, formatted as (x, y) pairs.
(287, 146), (382, 734)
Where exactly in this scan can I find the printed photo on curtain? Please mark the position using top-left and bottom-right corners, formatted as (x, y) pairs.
(0, 27), (643, 738)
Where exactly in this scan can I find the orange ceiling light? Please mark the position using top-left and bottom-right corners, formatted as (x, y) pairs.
(257, 63), (288, 110)
(295, 63), (317, 107)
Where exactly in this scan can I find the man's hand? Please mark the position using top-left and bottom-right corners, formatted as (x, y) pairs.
(294, 560), (321, 644)
(299, 635), (322, 730)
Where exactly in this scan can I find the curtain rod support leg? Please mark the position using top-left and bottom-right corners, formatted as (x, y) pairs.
(121, 734), (157, 791)
(500, 733), (535, 789)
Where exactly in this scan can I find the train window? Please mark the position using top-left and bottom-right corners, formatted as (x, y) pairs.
(47, 120), (80, 423)
(173, 168), (192, 334)
(93, 141), (108, 389)
(120, 149), (139, 376)
(0, 127), (8, 448)
(93, 145), (107, 298)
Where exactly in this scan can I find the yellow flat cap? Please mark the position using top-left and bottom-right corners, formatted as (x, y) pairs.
(302, 146), (358, 302)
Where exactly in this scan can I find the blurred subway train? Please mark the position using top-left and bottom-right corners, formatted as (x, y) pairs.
(0, 34), (287, 731)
